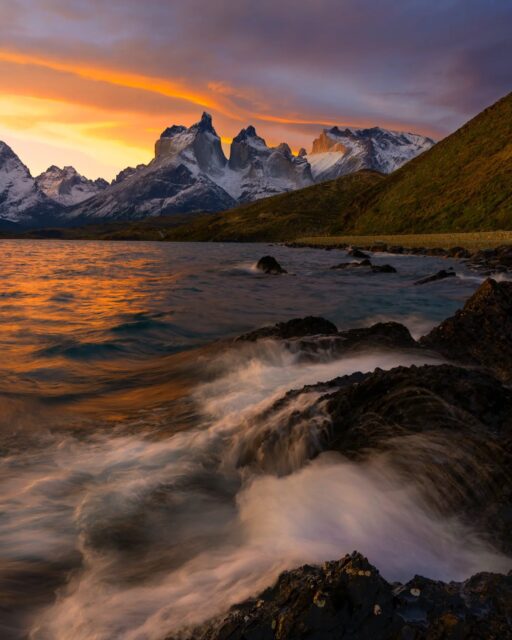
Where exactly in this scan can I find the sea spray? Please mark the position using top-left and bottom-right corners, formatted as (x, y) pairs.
(0, 345), (503, 639)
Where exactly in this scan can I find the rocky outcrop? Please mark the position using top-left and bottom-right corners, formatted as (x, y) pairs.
(421, 278), (512, 382)
(348, 247), (370, 258)
(255, 255), (288, 275)
(414, 268), (456, 285)
(237, 316), (337, 341)
(330, 260), (397, 273)
(467, 245), (512, 274)
(167, 552), (512, 640)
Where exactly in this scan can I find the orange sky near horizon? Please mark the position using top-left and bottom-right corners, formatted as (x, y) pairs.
(0, 49), (442, 182)
(1, 0), (510, 182)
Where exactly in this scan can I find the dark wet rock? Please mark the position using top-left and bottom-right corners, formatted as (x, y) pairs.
(468, 245), (512, 273)
(292, 322), (417, 360)
(348, 247), (370, 259)
(242, 363), (512, 550)
(369, 243), (388, 252)
(321, 364), (512, 550)
(421, 278), (512, 383)
(167, 552), (512, 640)
(331, 259), (372, 269)
(446, 246), (471, 259)
(236, 316), (338, 342)
(256, 255), (287, 274)
(371, 264), (397, 273)
(414, 268), (456, 285)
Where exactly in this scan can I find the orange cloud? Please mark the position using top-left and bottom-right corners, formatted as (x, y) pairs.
(0, 49), (243, 121)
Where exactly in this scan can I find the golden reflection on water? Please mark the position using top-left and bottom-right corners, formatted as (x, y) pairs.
(0, 240), (198, 430)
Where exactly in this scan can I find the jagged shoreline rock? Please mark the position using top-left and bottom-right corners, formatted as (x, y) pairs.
(166, 552), (512, 640)
(173, 280), (512, 640)
(422, 278), (512, 382)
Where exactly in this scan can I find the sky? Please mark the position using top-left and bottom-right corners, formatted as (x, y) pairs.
(0, 0), (511, 181)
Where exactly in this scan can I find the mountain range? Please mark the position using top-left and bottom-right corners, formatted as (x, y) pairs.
(0, 114), (434, 229)
(162, 91), (512, 241)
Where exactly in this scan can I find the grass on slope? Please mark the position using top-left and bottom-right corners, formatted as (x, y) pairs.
(338, 92), (512, 234)
(166, 170), (384, 241)
(297, 230), (512, 251)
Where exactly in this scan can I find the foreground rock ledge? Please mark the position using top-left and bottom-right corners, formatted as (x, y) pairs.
(166, 552), (512, 640)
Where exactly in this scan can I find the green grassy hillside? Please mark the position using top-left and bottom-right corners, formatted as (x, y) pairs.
(341, 91), (512, 234)
(167, 170), (384, 241)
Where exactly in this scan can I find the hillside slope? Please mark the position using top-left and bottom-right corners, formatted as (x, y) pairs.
(167, 170), (384, 241)
(341, 91), (512, 233)
(168, 92), (512, 241)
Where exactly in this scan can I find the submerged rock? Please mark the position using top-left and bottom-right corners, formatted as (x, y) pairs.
(256, 256), (287, 274)
(167, 552), (512, 640)
(331, 259), (372, 269)
(421, 278), (512, 383)
(348, 247), (370, 259)
(371, 264), (397, 273)
(414, 268), (456, 285)
(236, 316), (338, 342)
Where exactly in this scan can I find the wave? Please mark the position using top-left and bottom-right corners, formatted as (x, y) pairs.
(0, 343), (508, 639)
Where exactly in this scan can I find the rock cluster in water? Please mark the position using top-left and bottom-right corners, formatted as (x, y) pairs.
(286, 242), (512, 275)
(185, 278), (512, 639)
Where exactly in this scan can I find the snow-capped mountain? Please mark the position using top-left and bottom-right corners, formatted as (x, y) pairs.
(68, 114), (236, 222)
(221, 126), (313, 202)
(0, 142), (61, 228)
(307, 127), (435, 182)
(0, 115), (435, 228)
(36, 165), (108, 207)
(68, 113), (313, 222)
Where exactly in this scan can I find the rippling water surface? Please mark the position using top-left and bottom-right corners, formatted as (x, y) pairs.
(0, 240), (507, 639)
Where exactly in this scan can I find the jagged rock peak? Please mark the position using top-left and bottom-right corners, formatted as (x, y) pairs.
(194, 111), (215, 132)
(232, 125), (261, 143)
(154, 111), (227, 172)
(275, 142), (292, 158)
(160, 124), (187, 139)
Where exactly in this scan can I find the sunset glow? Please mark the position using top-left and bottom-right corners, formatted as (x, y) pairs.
(1, 0), (511, 180)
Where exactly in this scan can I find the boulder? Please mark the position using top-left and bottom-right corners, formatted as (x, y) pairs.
(421, 278), (512, 383)
(236, 316), (338, 342)
(414, 268), (456, 285)
(371, 264), (397, 273)
(331, 259), (372, 269)
(166, 552), (512, 640)
(348, 247), (370, 259)
(256, 256), (287, 274)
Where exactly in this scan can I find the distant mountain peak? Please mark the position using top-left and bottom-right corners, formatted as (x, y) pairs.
(308, 125), (434, 181)
(36, 165), (108, 207)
